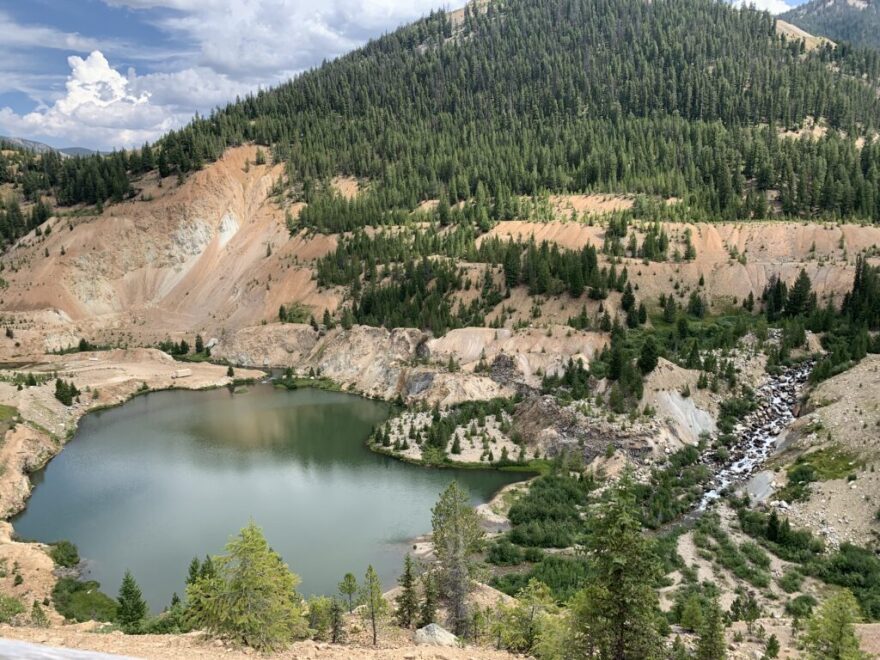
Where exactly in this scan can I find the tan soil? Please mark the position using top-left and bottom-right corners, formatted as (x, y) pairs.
(330, 176), (362, 199)
(549, 193), (634, 216)
(487, 220), (879, 310)
(775, 19), (835, 51)
(0, 146), (338, 350)
(0, 521), (64, 626)
(0, 624), (516, 659)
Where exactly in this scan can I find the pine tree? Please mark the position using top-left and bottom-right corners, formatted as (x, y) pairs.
(418, 570), (438, 628)
(804, 590), (867, 660)
(638, 336), (659, 374)
(785, 268), (814, 317)
(569, 468), (662, 659)
(360, 565), (388, 646)
(117, 570), (147, 634)
(696, 596), (726, 660)
(186, 522), (308, 651)
(431, 482), (483, 636)
(338, 573), (358, 613)
(330, 598), (345, 643)
(395, 554), (420, 628)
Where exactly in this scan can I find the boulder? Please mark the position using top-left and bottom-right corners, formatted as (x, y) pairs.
(414, 623), (458, 647)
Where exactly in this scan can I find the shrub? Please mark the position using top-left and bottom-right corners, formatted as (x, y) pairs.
(808, 543), (880, 619)
(49, 540), (80, 568)
(52, 578), (117, 622)
(779, 569), (804, 594)
(0, 594), (24, 623)
(487, 539), (525, 566)
(491, 556), (589, 602)
(785, 594), (817, 618)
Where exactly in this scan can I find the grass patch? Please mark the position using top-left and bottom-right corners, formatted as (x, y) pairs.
(0, 404), (18, 422)
(777, 444), (862, 502)
(274, 377), (341, 392)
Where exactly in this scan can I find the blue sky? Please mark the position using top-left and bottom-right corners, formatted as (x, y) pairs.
(0, 0), (807, 151)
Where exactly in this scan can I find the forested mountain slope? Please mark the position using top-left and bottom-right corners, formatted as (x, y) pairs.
(782, 0), (880, 51)
(5, 0), (880, 239)
(157, 0), (880, 223)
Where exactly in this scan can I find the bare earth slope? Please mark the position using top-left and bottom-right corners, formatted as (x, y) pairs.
(2, 147), (879, 359)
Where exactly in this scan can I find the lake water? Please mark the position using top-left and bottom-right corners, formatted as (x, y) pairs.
(13, 386), (524, 610)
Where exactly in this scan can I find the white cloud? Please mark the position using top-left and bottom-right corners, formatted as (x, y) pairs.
(105, 0), (445, 79)
(0, 51), (189, 149)
(0, 10), (105, 52)
(731, 0), (792, 15)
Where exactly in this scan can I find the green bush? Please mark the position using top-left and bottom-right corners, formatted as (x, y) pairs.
(507, 473), (593, 548)
(778, 569), (804, 594)
(49, 540), (80, 568)
(140, 602), (191, 634)
(491, 555), (589, 602)
(52, 577), (117, 623)
(785, 594), (817, 618)
(487, 539), (525, 565)
(739, 541), (771, 570)
(736, 508), (824, 563)
(808, 543), (880, 619)
(0, 594), (24, 623)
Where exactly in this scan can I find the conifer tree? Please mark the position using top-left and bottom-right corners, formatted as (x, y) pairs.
(186, 522), (307, 651)
(418, 570), (438, 628)
(696, 596), (726, 660)
(338, 572), (359, 613)
(569, 469), (662, 659)
(804, 590), (867, 660)
(395, 554), (420, 628)
(117, 570), (147, 634)
(330, 598), (345, 643)
(431, 482), (483, 636)
(360, 565), (387, 646)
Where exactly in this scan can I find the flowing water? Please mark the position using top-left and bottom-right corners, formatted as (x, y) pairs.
(13, 386), (525, 610)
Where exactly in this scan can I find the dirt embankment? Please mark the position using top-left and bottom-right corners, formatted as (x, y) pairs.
(487, 220), (880, 309)
(2, 144), (878, 352)
(0, 146), (339, 349)
(211, 323), (610, 405)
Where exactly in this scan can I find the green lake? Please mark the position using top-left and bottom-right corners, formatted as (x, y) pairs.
(14, 386), (524, 610)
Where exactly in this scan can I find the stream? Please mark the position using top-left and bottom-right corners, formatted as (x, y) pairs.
(698, 360), (813, 510)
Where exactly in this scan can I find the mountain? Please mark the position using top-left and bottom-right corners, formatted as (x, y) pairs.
(0, 135), (105, 158)
(57, 146), (105, 157)
(0, 136), (59, 156)
(781, 0), (880, 49)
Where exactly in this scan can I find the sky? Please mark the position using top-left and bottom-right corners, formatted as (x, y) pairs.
(0, 0), (806, 151)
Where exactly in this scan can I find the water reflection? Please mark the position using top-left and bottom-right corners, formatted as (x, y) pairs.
(14, 386), (523, 610)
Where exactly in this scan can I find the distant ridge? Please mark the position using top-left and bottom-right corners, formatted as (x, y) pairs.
(0, 136), (104, 158)
(781, 0), (880, 49)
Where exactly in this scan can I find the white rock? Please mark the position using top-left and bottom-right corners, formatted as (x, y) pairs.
(414, 623), (458, 647)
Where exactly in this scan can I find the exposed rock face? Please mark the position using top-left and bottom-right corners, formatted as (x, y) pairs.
(414, 623), (458, 647)
(214, 324), (425, 399)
